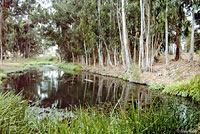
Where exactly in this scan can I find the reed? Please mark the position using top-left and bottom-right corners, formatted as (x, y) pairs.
(0, 92), (199, 134)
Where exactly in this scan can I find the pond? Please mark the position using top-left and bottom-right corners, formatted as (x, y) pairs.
(2, 65), (199, 113)
(3, 65), (157, 109)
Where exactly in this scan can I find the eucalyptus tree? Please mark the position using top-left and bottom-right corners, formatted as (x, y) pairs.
(122, 0), (131, 69)
(186, 0), (200, 61)
(165, 0), (169, 68)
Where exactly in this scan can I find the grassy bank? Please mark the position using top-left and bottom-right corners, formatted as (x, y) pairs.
(0, 92), (199, 134)
(162, 75), (200, 102)
(23, 56), (58, 66)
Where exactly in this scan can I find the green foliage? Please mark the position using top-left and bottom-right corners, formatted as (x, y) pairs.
(149, 83), (165, 90)
(119, 74), (129, 81)
(58, 63), (82, 71)
(163, 75), (200, 101)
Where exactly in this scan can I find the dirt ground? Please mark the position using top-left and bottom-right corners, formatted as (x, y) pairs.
(82, 53), (200, 85)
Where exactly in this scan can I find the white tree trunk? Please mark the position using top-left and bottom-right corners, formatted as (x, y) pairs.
(189, 10), (195, 61)
(98, 41), (104, 68)
(114, 45), (117, 66)
(139, 0), (144, 69)
(84, 40), (88, 66)
(122, 0), (131, 69)
(104, 40), (113, 67)
(116, 3), (126, 67)
(0, 1), (4, 65)
(93, 49), (96, 67)
(165, 2), (169, 68)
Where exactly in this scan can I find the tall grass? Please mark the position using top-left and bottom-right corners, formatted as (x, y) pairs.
(0, 92), (31, 133)
(0, 92), (199, 134)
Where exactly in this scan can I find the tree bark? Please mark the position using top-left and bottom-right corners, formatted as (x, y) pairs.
(84, 40), (88, 66)
(165, 1), (169, 68)
(139, 0), (144, 69)
(122, 0), (131, 69)
(189, 10), (195, 62)
(116, 1), (125, 67)
(0, 0), (4, 65)
(104, 40), (113, 67)
(175, 27), (181, 61)
(145, 0), (150, 69)
(114, 45), (117, 66)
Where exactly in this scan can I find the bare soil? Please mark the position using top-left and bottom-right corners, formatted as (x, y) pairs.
(82, 53), (200, 85)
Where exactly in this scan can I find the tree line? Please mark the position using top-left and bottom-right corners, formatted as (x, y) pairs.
(0, 0), (200, 70)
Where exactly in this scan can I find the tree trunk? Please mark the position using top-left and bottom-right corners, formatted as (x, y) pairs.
(0, 0), (4, 65)
(189, 10), (195, 62)
(72, 52), (75, 63)
(93, 48), (96, 67)
(98, 41), (104, 68)
(122, 0), (131, 69)
(116, 2), (125, 67)
(84, 40), (88, 66)
(175, 27), (181, 61)
(139, 0), (144, 69)
(114, 45), (117, 66)
(145, 1), (150, 69)
(165, 2), (169, 68)
(104, 41), (113, 67)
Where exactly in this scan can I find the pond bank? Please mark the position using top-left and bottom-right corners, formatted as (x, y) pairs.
(80, 57), (200, 102)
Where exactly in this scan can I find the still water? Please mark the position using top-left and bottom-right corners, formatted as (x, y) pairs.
(4, 65), (156, 109)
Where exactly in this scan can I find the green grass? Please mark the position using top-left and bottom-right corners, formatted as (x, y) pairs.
(23, 56), (58, 66)
(58, 62), (82, 71)
(0, 92), (199, 134)
(0, 92), (31, 133)
(163, 75), (200, 101)
(149, 83), (165, 90)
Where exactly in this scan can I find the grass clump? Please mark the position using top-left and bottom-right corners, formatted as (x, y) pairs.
(163, 75), (200, 101)
(149, 83), (165, 90)
(119, 74), (129, 80)
(58, 62), (82, 71)
(0, 92), (31, 133)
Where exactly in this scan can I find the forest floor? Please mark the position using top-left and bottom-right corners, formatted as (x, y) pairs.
(82, 53), (200, 85)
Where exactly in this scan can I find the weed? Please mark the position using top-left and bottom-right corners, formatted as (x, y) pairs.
(149, 83), (165, 90)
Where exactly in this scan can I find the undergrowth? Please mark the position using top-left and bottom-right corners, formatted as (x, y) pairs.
(0, 92), (199, 134)
(163, 75), (200, 101)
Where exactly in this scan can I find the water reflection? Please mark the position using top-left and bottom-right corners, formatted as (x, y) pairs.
(4, 66), (157, 109)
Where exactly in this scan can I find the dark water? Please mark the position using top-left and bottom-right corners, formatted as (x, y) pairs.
(3, 65), (199, 116)
(3, 65), (157, 109)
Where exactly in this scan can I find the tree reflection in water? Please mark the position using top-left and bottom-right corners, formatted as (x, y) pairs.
(4, 66), (155, 109)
